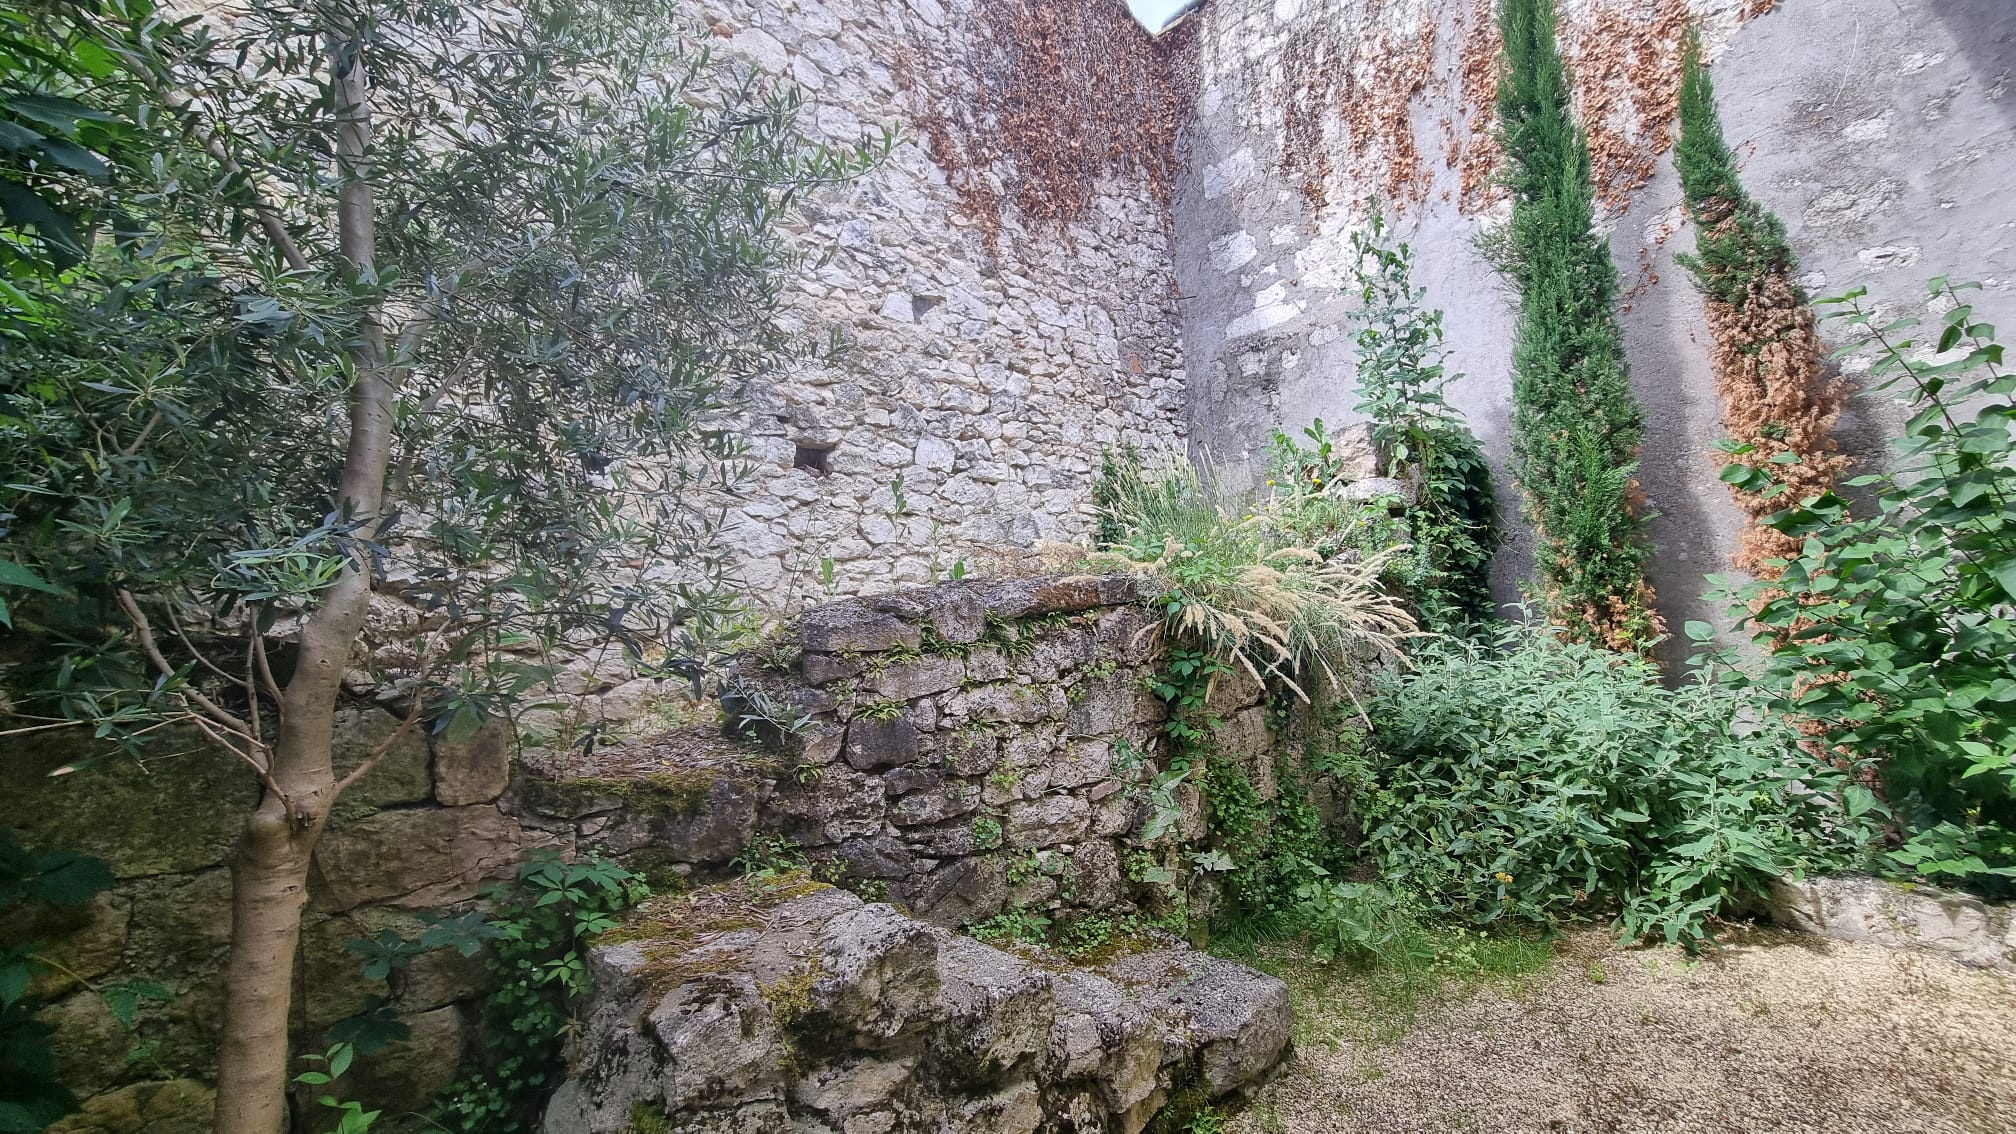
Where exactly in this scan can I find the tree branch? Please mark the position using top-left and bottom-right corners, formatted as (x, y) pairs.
(115, 590), (261, 746)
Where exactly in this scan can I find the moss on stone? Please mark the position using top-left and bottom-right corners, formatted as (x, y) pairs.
(596, 871), (833, 994)
(519, 768), (719, 821)
(626, 1101), (671, 1134)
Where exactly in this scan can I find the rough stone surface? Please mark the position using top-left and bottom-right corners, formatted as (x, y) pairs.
(1768, 873), (2016, 971)
(44, 1078), (214, 1134)
(542, 886), (1291, 1133)
(434, 718), (514, 805)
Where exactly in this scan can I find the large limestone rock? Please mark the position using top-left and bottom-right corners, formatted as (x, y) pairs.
(1769, 873), (2016, 971)
(542, 882), (1291, 1133)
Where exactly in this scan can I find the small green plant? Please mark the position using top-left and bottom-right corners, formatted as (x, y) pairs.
(855, 697), (908, 722)
(971, 816), (1004, 851)
(988, 766), (1024, 794)
(294, 1043), (380, 1134)
(966, 907), (1051, 947)
(732, 834), (809, 880)
(433, 854), (648, 1132)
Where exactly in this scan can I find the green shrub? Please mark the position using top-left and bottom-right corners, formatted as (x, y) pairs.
(1495, 0), (1662, 652)
(435, 854), (647, 1133)
(1347, 214), (1499, 634)
(1363, 622), (1873, 945)
(1712, 280), (2016, 896)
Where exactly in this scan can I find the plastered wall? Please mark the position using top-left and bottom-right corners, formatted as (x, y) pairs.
(1170, 0), (2016, 661)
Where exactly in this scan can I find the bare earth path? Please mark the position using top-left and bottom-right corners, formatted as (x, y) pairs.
(1233, 929), (2016, 1134)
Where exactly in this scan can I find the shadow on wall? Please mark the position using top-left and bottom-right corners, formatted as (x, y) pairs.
(1934, 1), (2016, 133)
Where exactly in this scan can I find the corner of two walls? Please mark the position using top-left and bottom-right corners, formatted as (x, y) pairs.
(1167, 0), (2016, 666)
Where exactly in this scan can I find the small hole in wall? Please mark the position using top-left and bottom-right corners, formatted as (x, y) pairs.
(793, 445), (833, 476)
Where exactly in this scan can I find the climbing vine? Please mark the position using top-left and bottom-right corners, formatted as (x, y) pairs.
(1675, 34), (1846, 577)
(903, 0), (1192, 246)
(1277, 0), (1438, 215)
(1496, 0), (1663, 652)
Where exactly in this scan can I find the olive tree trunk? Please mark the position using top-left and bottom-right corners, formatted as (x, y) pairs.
(212, 33), (394, 1134)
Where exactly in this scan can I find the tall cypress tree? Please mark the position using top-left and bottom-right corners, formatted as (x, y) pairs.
(1496, 0), (1662, 651)
(1675, 32), (1845, 576)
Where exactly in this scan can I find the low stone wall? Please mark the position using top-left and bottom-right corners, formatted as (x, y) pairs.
(517, 572), (1294, 932)
(542, 881), (1293, 1134)
(1769, 874), (2016, 972)
(5, 571), (1300, 1132)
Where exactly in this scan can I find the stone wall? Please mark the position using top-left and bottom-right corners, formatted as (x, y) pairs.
(541, 882), (1292, 1133)
(1169, 0), (2016, 662)
(2, 711), (526, 1128)
(518, 572), (1291, 932)
(693, 0), (1191, 608)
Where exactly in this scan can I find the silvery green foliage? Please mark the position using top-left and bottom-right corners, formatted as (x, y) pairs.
(0, 0), (884, 744)
(1364, 621), (1875, 946)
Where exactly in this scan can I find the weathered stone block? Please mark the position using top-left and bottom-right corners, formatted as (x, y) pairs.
(311, 805), (533, 912)
(802, 602), (922, 653)
(868, 654), (965, 700)
(1052, 740), (1113, 790)
(1007, 795), (1091, 849)
(944, 728), (1004, 776)
(983, 575), (1106, 619)
(801, 651), (866, 686)
(46, 1077), (213, 1134)
(922, 584), (988, 644)
(908, 856), (1008, 928)
(1066, 676), (1135, 737)
(433, 718), (513, 806)
(345, 1005), (466, 1116)
(764, 765), (886, 847)
(331, 706), (434, 817)
(844, 717), (922, 771)
(1769, 873), (2016, 971)
(1202, 663), (1266, 716)
(0, 729), (253, 879)
(832, 835), (925, 880)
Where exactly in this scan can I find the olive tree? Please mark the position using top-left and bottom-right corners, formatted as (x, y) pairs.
(0, 1), (879, 1129)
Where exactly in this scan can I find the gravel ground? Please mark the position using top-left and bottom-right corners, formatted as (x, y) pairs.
(1232, 928), (2016, 1134)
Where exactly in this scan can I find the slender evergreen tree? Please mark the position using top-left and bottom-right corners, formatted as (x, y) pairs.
(1675, 32), (1845, 576)
(1496, 0), (1663, 651)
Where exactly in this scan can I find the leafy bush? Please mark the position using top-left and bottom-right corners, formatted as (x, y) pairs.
(1347, 215), (1499, 634)
(1, 828), (115, 1132)
(1713, 280), (2016, 895)
(435, 853), (647, 1133)
(1363, 622), (1873, 944)
(1495, 0), (1662, 651)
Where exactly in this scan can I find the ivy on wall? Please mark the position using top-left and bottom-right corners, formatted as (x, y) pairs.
(903, 0), (1191, 246)
(1675, 35), (1846, 578)
(1496, 0), (1663, 652)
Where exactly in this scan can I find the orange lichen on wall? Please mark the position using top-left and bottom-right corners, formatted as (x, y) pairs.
(1451, 0), (1505, 213)
(1700, 255), (1849, 577)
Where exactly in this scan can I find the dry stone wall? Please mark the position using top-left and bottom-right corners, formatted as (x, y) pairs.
(1, 713), (530, 1129)
(693, 0), (1191, 609)
(518, 573), (1289, 932)
(1170, 0), (2016, 663)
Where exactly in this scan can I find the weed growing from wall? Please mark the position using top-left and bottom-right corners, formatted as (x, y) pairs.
(433, 854), (647, 1133)
(1675, 34), (1846, 577)
(1347, 215), (1499, 633)
(1495, 0), (1663, 652)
